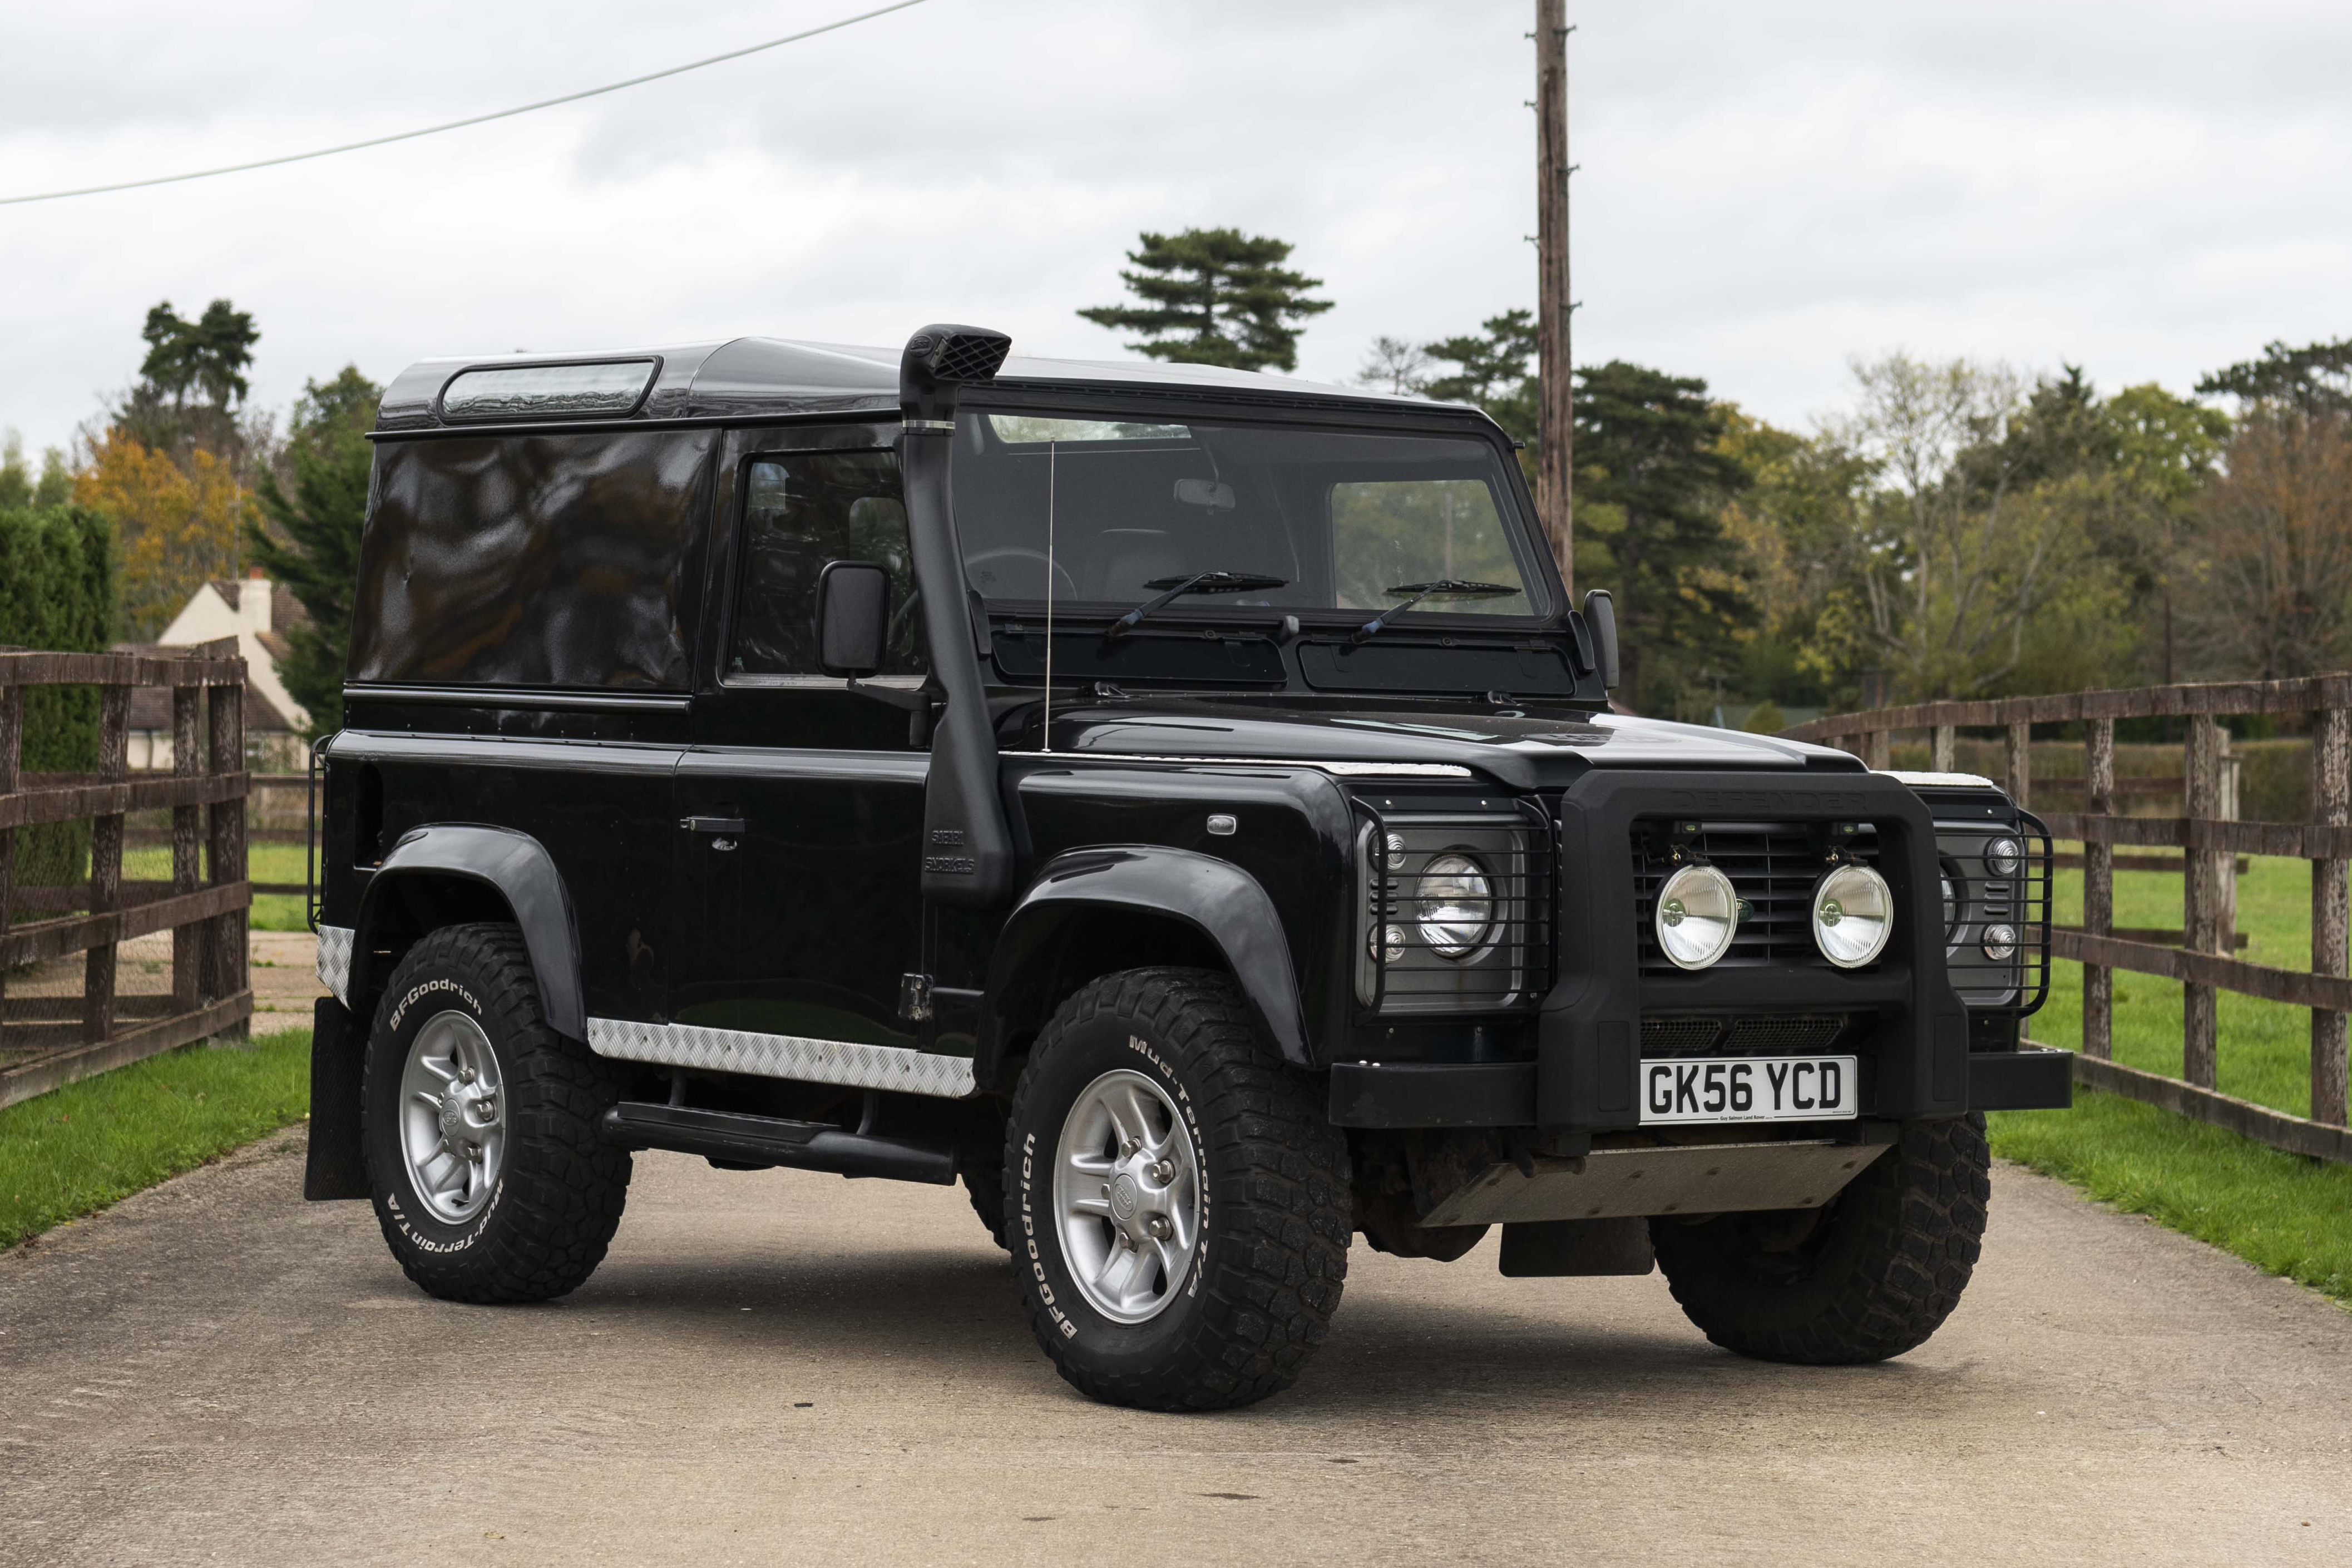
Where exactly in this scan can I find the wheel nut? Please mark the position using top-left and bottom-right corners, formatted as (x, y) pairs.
(1121, 1139), (1139, 1158)
(1150, 1160), (1173, 1183)
(1148, 1215), (1172, 1240)
(460, 1067), (476, 1084)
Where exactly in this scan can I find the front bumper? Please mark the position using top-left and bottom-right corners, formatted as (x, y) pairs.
(1329, 1045), (2073, 1129)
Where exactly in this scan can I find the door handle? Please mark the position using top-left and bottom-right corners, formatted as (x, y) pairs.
(680, 816), (746, 834)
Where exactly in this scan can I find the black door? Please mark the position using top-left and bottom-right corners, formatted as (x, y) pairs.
(671, 429), (931, 1050)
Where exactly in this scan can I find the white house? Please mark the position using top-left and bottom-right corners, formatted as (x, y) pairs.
(122, 572), (313, 770)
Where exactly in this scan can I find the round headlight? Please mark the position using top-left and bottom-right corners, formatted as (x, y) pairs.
(1414, 853), (1493, 960)
(1985, 837), (2022, 877)
(1655, 863), (1740, 970)
(1982, 923), (2018, 962)
(1812, 862), (1894, 969)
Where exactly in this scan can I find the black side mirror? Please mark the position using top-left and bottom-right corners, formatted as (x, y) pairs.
(1582, 588), (1620, 689)
(816, 560), (890, 677)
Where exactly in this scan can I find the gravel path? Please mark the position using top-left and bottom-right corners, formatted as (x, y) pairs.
(1, 1131), (2345, 1566)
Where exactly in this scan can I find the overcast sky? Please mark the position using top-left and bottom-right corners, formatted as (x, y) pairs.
(3, 0), (2348, 459)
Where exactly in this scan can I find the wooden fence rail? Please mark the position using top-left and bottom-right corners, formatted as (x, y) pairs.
(1786, 675), (2352, 1164)
(0, 642), (253, 1109)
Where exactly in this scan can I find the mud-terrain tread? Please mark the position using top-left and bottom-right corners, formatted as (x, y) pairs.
(1652, 1113), (1990, 1364)
(1005, 967), (1351, 1411)
(960, 1110), (1010, 1250)
(363, 923), (631, 1305)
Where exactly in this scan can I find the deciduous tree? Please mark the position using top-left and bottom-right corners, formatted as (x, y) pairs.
(75, 436), (246, 640)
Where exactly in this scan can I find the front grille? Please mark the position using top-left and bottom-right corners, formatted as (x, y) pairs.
(1635, 822), (1879, 975)
(1641, 1013), (1854, 1057)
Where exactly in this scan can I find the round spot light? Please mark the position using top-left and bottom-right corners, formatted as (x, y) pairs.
(1985, 837), (2022, 877)
(1415, 853), (1494, 960)
(1812, 863), (1894, 969)
(1982, 923), (2019, 962)
(1655, 864), (1740, 971)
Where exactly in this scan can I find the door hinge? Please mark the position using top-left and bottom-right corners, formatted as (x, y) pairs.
(898, 973), (934, 1022)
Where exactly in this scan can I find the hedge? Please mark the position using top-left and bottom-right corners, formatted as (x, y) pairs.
(0, 503), (114, 884)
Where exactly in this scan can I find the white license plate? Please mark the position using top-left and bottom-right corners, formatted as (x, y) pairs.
(1639, 1055), (1859, 1125)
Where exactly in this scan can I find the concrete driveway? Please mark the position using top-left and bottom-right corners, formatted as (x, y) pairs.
(2, 1134), (2346, 1567)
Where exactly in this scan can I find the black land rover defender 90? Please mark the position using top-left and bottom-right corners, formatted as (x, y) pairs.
(303, 326), (2066, 1411)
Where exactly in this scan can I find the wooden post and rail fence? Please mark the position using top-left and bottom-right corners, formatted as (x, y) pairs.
(0, 641), (254, 1109)
(1784, 677), (2352, 1165)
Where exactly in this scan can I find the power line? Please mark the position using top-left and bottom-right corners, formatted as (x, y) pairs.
(0, 0), (930, 207)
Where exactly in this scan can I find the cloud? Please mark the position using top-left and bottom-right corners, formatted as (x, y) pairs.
(2, 0), (2348, 457)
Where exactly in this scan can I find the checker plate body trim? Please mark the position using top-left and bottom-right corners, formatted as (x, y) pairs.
(317, 923), (355, 1005)
(585, 1016), (976, 1098)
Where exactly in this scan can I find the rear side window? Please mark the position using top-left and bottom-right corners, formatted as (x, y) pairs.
(730, 451), (925, 679)
(348, 429), (713, 689)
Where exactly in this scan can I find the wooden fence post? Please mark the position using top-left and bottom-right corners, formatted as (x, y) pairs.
(2183, 713), (2221, 1089)
(2084, 716), (2116, 1060)
(1932, 724), (1956, 773)
(1863, 727), (1890, 770)
(205, 677), (249, 1040)
(81, 682), (130, 1045)
(171, 676), (203, 1016)
(0, 681), (18, 1046)
(2005, 719), (2031, 808)
(2314, 705), (2350, 1126)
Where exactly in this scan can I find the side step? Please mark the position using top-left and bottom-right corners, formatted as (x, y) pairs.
(600, 1102), (955, 1185)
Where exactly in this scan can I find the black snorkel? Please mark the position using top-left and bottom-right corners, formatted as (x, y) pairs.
(898, 324), (1017, 908)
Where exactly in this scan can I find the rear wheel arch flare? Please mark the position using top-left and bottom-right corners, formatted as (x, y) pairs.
(350, 825), (585, 1040)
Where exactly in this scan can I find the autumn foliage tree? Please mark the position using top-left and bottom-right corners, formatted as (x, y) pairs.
(75, 436), (247, 640)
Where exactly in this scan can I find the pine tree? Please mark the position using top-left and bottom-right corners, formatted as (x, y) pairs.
(1421, 310), (1538, 446)
(1079, 228), (1332, 372)
(244, 367), (380, 738)
(1573, 360), (1752, 713)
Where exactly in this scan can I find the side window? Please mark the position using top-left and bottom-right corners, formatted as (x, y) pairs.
(730, 451), (926, 677)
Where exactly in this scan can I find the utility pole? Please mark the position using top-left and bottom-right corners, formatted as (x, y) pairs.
(1534, 0), (1574, 596)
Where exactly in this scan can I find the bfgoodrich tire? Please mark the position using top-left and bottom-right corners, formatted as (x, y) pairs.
(362, 922), (631, 1304)
(1004, 967), (1350, 1411)
(1649, 1114), (1991, 1364)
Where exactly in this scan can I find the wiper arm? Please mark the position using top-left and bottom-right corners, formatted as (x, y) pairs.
(1105, 570), (1288, 638)
(1352, 579), (1519, 642)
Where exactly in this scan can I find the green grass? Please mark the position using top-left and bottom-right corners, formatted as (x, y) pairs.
(121, 840), (311, 931)
(1991, 1096), (2352, 1304)
(2002, 849), (2349, 1306)
(0, 1028), (312, 1249)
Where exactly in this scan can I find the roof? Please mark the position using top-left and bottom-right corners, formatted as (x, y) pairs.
(375, 335), (1460, 433)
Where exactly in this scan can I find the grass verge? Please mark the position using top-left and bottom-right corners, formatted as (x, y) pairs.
(0, 1027), (312, 1250)
(1992, 1094), (2352, 1306)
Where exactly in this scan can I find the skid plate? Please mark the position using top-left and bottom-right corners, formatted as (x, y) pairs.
(1420, 1139), (1889, 1228)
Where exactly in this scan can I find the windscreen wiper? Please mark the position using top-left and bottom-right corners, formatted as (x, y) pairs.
(1105, 570), (1288, 638)
(1352, 579), (1519, 642)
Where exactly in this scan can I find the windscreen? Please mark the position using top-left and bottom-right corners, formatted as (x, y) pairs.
(949, 412), (1545, 621)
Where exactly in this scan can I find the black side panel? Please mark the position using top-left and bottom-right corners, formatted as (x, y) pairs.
(304, 998), (369, 1200)
(354, 824), (587, 1040)
(352, 429), (717, 689)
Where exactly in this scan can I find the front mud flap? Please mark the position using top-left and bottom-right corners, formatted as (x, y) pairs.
(1419, 1138), (1889, 1228)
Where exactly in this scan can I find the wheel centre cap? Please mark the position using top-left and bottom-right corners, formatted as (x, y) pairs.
(1109, 1171), (1140, 1225)
(438, 1096), (466, 1139)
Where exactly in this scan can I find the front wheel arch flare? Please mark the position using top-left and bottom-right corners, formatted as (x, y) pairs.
(978, 847), (1308, 1088)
